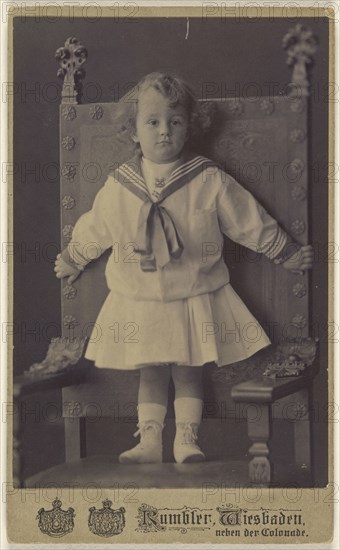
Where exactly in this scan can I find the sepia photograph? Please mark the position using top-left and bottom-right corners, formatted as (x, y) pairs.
(4, 2), (336, 545)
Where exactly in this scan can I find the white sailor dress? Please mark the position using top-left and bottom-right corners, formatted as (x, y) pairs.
(64, 151), (295, 370)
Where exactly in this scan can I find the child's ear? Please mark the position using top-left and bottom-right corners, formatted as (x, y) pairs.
(132, 133), (139, 144)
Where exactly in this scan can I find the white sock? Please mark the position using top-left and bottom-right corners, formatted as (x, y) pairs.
(137, 403), (167, 426)
(174, 397), (203, 425)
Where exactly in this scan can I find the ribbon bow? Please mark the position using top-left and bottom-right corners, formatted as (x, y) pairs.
(134, 201), (183, 272)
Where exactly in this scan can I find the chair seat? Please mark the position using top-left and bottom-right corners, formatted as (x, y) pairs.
(24, 455), (313, 488)
(25, 456), (249, 488)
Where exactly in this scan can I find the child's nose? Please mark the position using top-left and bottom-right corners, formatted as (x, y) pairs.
(159, 121), (171, 135)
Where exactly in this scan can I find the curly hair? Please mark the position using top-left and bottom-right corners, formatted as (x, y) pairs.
(112, 72), (216, 149)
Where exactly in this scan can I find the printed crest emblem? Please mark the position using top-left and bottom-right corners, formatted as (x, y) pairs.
(36, 498), (75, 537)
(88, 500), (126, 537)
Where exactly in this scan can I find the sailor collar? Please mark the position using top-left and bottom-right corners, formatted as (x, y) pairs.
(110, 151), (216, 272)
(111, 151), (215, 204)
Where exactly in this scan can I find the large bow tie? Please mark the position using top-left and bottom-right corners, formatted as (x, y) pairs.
(134, 200), (183, 272)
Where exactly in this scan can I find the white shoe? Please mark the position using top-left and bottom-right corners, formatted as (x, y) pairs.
(119, 420), (163, 464)
(173, 422), (205, 464)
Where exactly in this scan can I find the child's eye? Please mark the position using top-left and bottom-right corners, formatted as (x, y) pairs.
(147, 120), (158, 126)
(172, 119), (182, 126)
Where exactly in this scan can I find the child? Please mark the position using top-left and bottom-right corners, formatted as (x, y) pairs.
(55, 72), (313, 464)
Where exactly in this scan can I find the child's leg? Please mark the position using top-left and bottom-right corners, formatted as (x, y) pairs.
(171, 365), (205, 463)
(119, 365), (170, 464)
(171, 364), (203, 400)
(138, 364), (171, 405)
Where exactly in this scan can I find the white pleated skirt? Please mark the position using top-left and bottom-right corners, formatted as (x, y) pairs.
(85, 283), (270, 370)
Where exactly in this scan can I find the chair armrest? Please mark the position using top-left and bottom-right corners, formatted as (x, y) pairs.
(13, 363), (93, 398)
(231, 370), (316, 403)
(13, 337), (93, 398)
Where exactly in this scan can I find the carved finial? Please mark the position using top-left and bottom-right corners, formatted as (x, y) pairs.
(263, 337), (318, 378)
(282, 24), (318, 97)
(25, 337), (86, 375)
(56, 37), (88, 104)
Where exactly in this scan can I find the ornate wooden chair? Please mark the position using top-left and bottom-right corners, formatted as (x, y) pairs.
(13, 25), (319, 488)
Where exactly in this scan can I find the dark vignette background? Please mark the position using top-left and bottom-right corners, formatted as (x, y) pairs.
(13, 16), (329, 483)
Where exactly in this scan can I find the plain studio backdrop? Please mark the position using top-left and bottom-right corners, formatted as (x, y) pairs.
(12, 15), (329, 482)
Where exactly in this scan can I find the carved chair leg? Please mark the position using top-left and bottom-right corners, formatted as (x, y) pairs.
(64, 417), (86, 462)
(246, 403), (272, 485)
(293, 387), (312, 477)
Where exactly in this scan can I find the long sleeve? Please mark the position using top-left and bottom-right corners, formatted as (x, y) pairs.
(216, 173), (298, 264)
(64, 177), (114, 267)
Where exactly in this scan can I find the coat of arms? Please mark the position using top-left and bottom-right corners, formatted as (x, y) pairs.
(36, 498), (75, 537)
(88, 500), (126, 537)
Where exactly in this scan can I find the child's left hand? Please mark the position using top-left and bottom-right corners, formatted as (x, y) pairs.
(282, 245), (314, 274)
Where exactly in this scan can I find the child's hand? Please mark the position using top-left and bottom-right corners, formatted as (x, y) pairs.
(54, 253), (81, 284)
(282, 245), (314, 275)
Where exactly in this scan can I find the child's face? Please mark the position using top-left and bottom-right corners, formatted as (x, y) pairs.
(133, 87), (189, 164)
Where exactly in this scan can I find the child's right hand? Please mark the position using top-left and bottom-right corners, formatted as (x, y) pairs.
(54, 253), (81, 284)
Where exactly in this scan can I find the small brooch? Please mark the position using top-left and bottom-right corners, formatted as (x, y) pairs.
(155, 177), (166, 188)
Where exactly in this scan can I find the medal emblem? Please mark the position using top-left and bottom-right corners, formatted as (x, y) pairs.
(88, 500), (126, 537)
(36, 498), (75, 537)
(155, 177), (166, 188)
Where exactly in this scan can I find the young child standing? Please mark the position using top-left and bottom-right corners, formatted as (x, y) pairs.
(55, 72), (313, 465)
